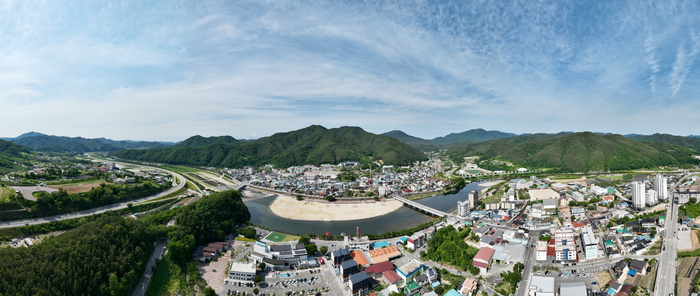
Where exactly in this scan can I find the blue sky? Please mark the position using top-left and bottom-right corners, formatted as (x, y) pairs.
(2, 0), (700, 141)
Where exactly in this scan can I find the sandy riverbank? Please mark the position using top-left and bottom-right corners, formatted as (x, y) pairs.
(269, 195), (404, 221)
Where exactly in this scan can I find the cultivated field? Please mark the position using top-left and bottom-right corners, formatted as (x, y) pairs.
(49, 182), (105, 194)
(677, 257), (700, 296)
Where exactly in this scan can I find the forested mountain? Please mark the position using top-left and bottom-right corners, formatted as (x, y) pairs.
(430, 128), (517, 145)
(111, 125), (427, 167)
(10, 134), (169, 152)
(172, 135), (239, 148)
(628, 133), (700, 152)
(0, 139), (30, 156)
(0, 217), (156, 296)
(383, 128), (517, 151)
(448, 132), (700, 172)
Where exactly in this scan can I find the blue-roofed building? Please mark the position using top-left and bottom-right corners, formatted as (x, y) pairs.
(445, 289), (463, 296)
(373, 241), (390, 249)
(608, 288), (616, 295)
(628, 269), (637, 277)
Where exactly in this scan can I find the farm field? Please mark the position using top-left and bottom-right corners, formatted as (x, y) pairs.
(677, 257), (700, 296)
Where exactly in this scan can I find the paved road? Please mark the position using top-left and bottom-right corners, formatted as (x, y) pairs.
(131, 238), (169, 296)
(0, 163), (186, 229)
(656, 187), (682, 296)
(515, 231), (539, 296)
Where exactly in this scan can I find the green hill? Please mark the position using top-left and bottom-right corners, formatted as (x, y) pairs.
(11, 135), (169, 152)
(430, 128), (517, 145)
(0, 140), (30, 170)
(448, 132), (699, 172)
(172, 135), (239, 148)
(628, 133), (700, 152)
(110, 125), (427, 168)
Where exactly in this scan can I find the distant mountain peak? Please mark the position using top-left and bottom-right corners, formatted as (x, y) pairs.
(16, 131), (47, 139)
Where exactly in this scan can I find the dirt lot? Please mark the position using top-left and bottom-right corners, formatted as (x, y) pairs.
(693, 230), (700, 250)
(596, 271), (612, 287)
(49, 182), (105, 194)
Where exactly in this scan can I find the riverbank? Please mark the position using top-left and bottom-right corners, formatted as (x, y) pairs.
(268, 195), (404, 221)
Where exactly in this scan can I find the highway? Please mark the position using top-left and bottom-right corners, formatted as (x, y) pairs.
(0, 162), (186, 229)
(655, 175), (686, 296)
(131, 238), (169, 296)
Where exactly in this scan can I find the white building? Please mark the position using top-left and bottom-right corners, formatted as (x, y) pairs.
(646, 189), (658, 206)
(580, 226), (598, 260)
(529, 276), (556, 296)
(536, 241), (548, 261)
(229, 262), (256, 281)
(632, 182), (646, 209)
(457, 200), (470, 217)
(560, 282), (586, 296)
(655, 175), (668, 201)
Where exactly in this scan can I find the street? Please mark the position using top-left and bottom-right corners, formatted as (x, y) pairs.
(131, 238), (169, 296)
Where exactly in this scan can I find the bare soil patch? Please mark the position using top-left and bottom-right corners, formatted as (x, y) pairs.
(596, 271), (612, 287)
(49, 182), (105, 194)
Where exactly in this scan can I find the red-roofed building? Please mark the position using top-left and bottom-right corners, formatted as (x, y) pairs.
(382, 270), (402, 286)
(473, 247), (495, 273)
(365, 261), (394, 279)
(572, 221), (587, 228)
(351, 250), (371, 267)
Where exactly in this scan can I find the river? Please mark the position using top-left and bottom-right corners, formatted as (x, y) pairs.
(243, 180), (494, 237)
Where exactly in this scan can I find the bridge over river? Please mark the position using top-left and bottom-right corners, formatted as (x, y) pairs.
(393, 196), (449, 217)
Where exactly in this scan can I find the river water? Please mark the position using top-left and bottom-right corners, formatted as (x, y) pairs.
(243, 181), (493, 237)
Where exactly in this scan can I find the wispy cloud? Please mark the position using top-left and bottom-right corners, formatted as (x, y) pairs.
(2, 0), (700, 140)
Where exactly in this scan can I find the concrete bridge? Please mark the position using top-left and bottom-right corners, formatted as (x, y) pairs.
(394, 196), (448, 217)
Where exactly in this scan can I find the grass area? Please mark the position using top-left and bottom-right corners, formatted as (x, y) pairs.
(0, 187), (15, 201)
(45, 179), (103, 186)
(265, 231), (288, 242)
(236, 236), (256, 242)
(495, 281), (512, 295)
(682, 203), (700, 218)
(404, 191), (443, 201)
(480, 193), (502, 204)
(283, 234), (301, 242)
(145, 256), (186, 296)
(161, 165), (205, 174)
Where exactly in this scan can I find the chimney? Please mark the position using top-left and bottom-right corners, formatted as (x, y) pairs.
(356, 227), (360, 238)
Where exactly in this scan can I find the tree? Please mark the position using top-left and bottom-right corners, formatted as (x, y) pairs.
(240, 227), (257, 239)
(305, 243), (318, 255)
(298, 237), (311, 245)
(434, 286), (444, 294)
(254, 275), (262, 284)
(690, 198), (697, 204)
(320, 246), (328, 255)
(253, 288), (260, 295)
(204, 287), (217, 296)
(259, 262), (266, 270)
(326, 196), (336, 202)
(296, 195), (303, 201)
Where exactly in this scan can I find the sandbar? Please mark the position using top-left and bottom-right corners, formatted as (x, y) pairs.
(269, 195), (403, 221)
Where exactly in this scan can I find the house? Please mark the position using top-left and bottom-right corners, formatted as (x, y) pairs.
(528, 276), (556, 296)
(382, 270), (402, 286)
(618, 284), (634, 296)
(404, 281), (421, 296)
(613, 260), (628, 274)
(536, 241), (548, 261)
(365, 261), (394, 279)
(407, 233), (427, 250)
(348, 272), (372, 296)
(629, 260), (646, 273)
(397, 259), (424, 283)
(351, 250), (371, 267)
(473, 247), (496, 274)
(331, 248), (351, 265)
(345, 235), (372, 251)
(480, 235), (498, 247)
(458, 277), (478, 296)
(640, 218), (656, 228)
(341, 260), (359, 278)
(229, 262), (256, 281)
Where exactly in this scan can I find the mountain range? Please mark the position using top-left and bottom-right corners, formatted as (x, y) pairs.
(1, 132), (173, 153)
(382, 128), (516, 151)
(110, 125), (428, 167)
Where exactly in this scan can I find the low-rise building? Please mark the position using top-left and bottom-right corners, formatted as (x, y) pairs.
(229, 262), (256, 281)
(473, 247), (495, 273)
(559, 282), (586, 296)
(536, 241), (548, 261)
(528, 276), (556, 296)
(341, 260), (359, 278)
(397, 259), (424, 283)
(348, 272), (372, 296)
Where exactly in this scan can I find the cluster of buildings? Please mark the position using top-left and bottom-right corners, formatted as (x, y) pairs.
(218, 159), (451, 199)
(630, 174), (668, 209)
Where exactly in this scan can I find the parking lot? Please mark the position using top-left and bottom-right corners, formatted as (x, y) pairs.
(223, 267), (329, 296)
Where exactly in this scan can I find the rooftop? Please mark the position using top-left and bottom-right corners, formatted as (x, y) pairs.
(529, 276), (555, 293)
(560, 282), (587, 296)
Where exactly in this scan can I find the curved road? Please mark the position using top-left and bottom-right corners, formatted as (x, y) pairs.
(0, 163), (185, 229)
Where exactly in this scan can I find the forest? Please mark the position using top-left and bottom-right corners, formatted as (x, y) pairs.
(424, 225), (480, 274)
(0, 217), (156, 296)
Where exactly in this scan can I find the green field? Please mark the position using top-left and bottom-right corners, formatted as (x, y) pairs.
(465, 170), (484, 174)
(265, 232), (288, 242)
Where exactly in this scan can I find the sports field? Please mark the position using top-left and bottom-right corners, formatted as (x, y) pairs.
(265, 232), (288, 242)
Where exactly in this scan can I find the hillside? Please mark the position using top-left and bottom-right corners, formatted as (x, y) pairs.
(383, 128), (516, 151)
(430, 128), (517, 145)
(628, 133), (700, 152)
(448, 132), (699, 172)
(172, 135), (239, 148)
(0, 139), (30, 157)
(110, 125), (428, 167)
(10, 135), (169, 152)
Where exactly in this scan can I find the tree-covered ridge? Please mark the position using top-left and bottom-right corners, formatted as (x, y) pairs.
(0, 139), (29, 169)
(110, 125), (428, 167)
(0, 217), (156, 296)
(11, 135), (169, 152)
(628, 133), (700, 152)
(167, 190), (251, 266)
(448, 132), (700, 172)
(382, 128), (517, 151)
(172, 135), (239, 148)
